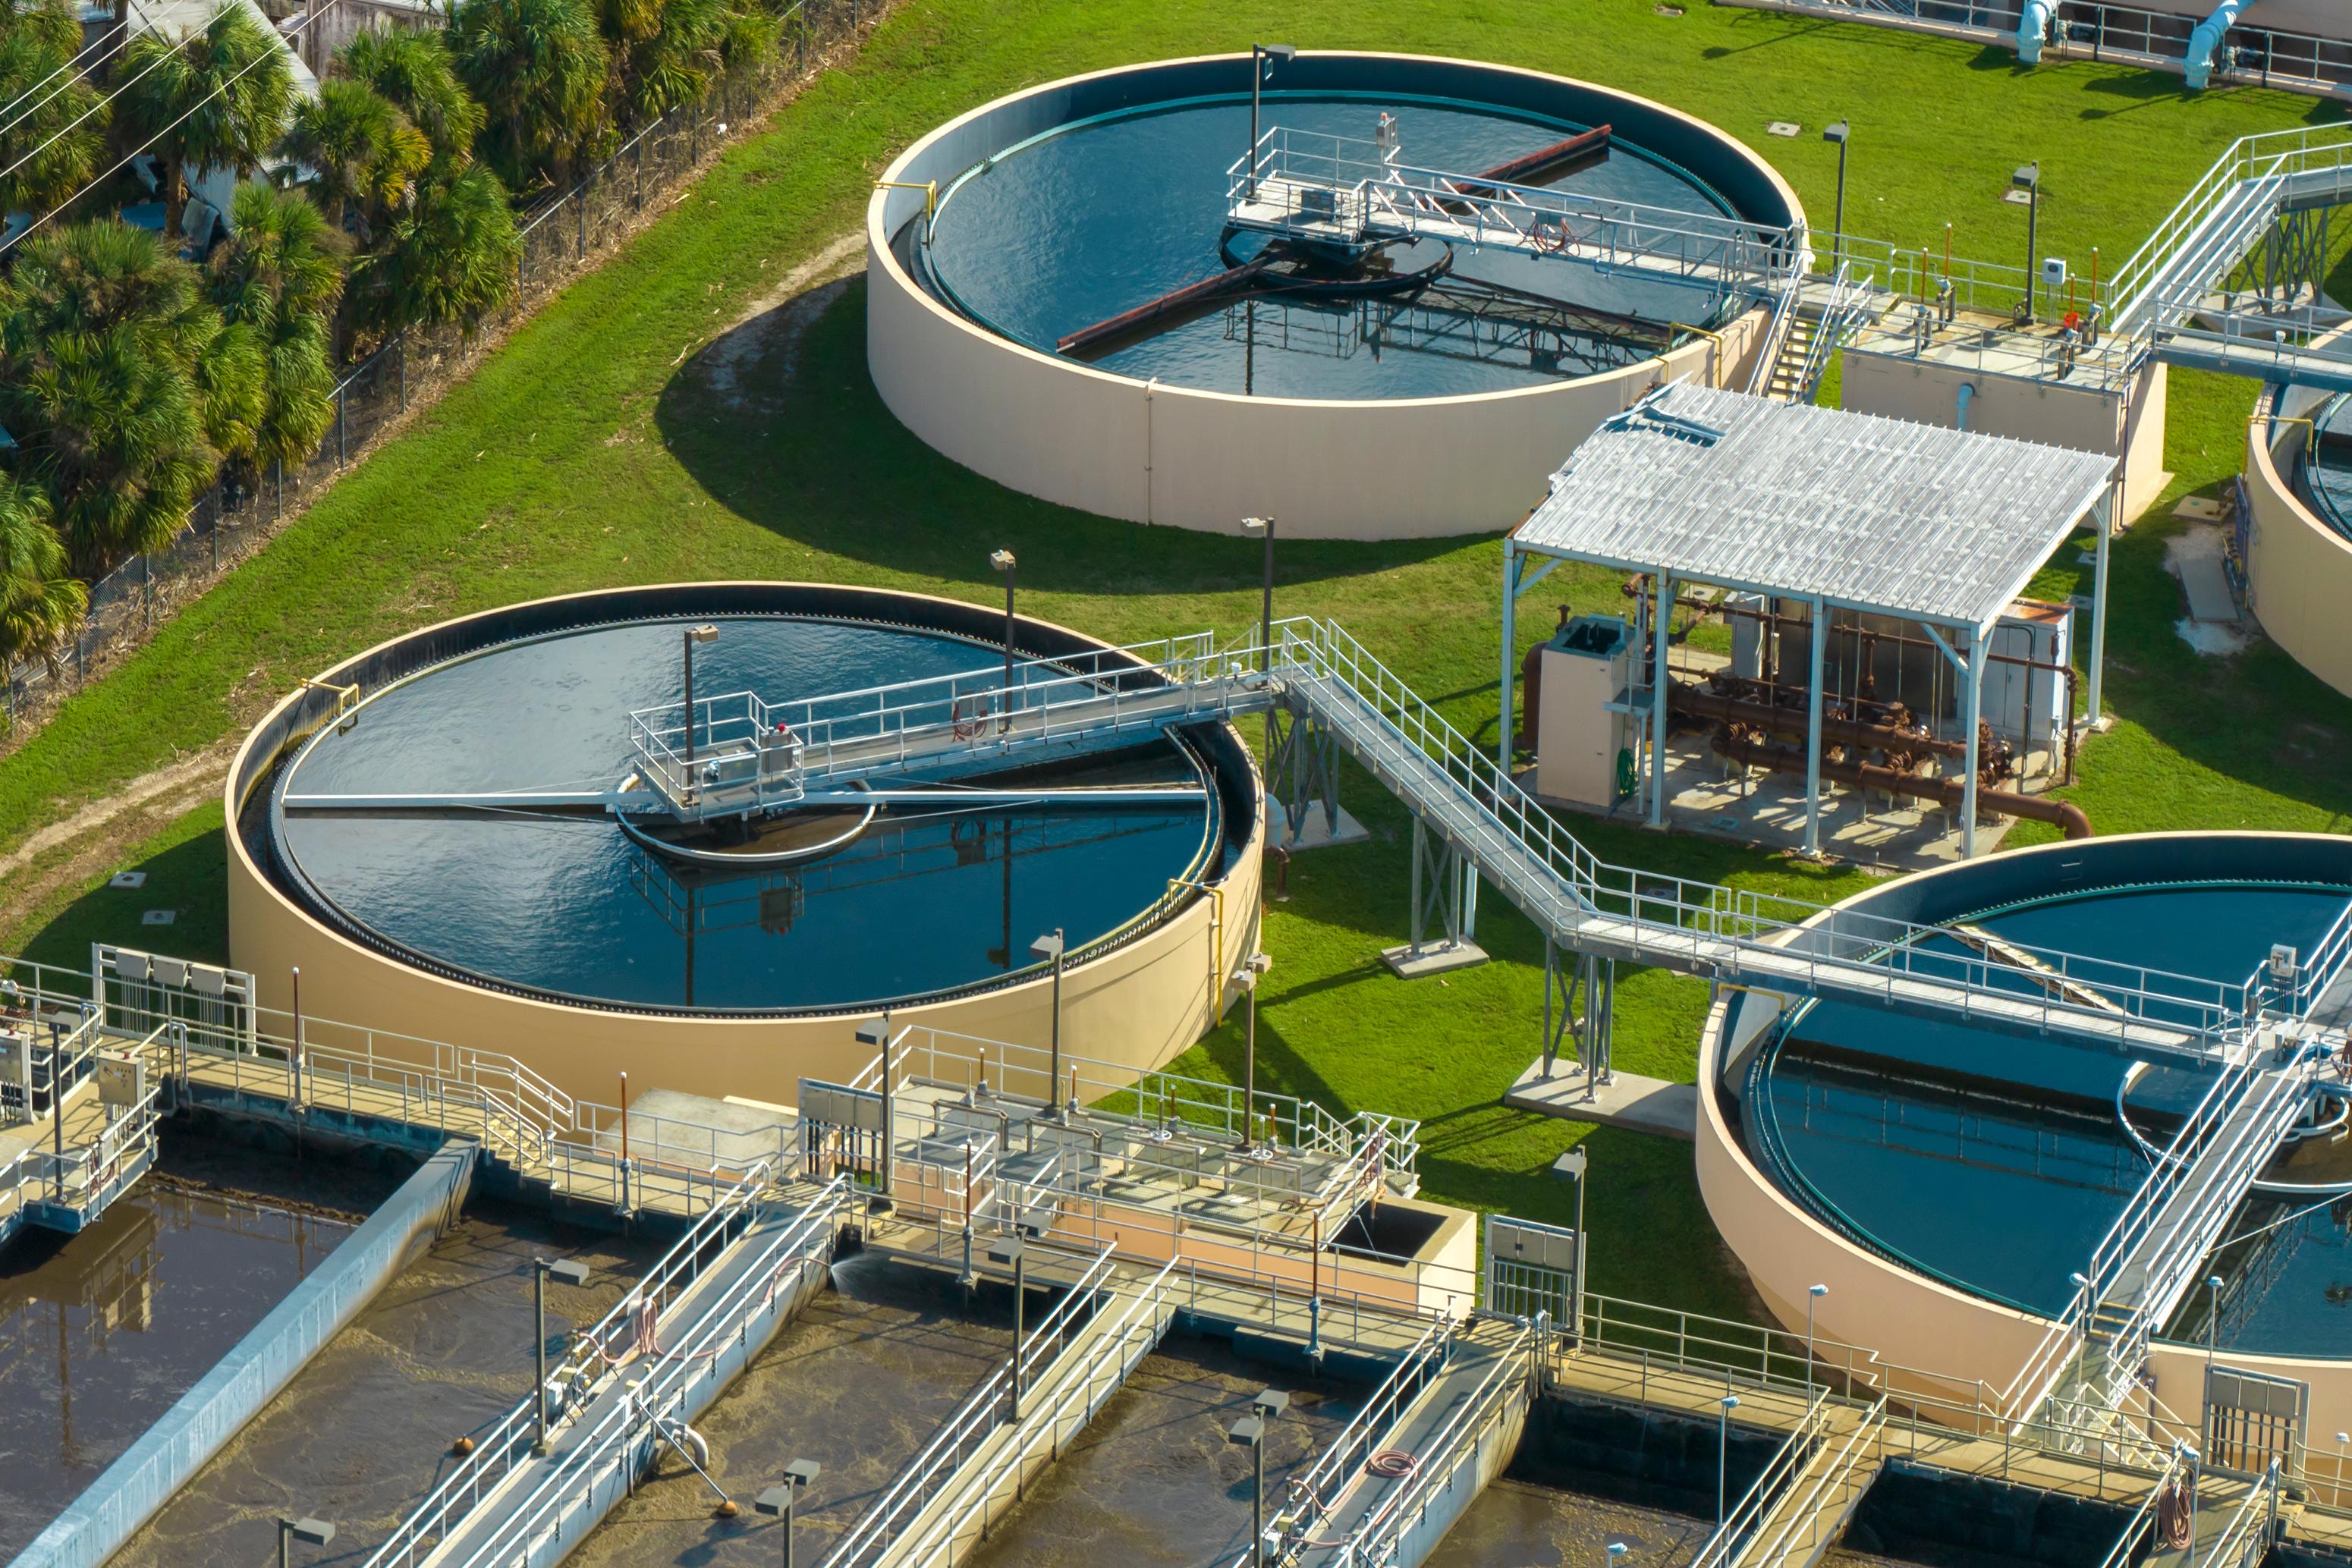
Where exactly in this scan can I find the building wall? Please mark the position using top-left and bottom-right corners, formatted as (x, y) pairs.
(2241, 391), (2352, 702)
(225, 583), (1266, 1111)
(1840, 350), (2165, 519)
(866, 52), (1799, 541)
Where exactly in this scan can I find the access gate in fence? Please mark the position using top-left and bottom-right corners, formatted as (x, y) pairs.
(1486, 1213), (1583, 1340)
(92, 944), (256, 1054)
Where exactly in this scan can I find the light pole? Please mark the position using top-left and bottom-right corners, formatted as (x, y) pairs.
(1606, 1545), (1630, 1566)
(1717, 1393), (1740, 1524)
(990, 1235), (1028, 1418)
(1030, 929), (1065, 1116)
(1237, 953), (1272, 1152)
(2012, 162), (2041, 324)
(1229, 1388), (1289, 1565)
(2206, 1273), (2225, 1370)
(1804, 1283), (1828, 1391)
(753, 1459), (821, 1568)
(533, 1257), (591, 1452)
(990, 548), (1017, 733)
(1821, 121), (1848, 266)
(276, 1516), (334, 1568)
(1241, 516), (1275, 672)
(681, 624), (719, 769)
(1247, 45), (1297, 199)
(2181, 1440), (2203, 1568)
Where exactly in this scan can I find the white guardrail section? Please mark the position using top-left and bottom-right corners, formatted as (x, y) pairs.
(2092, 1444), (2191, 1568)
(851, 1026), (1423, 1189)
(1262, 1318), (1453, 1561)
(362, 1170), (847, 1568)
(1725, 1397), (1890, 1568)
(9, 948), (787, 1215)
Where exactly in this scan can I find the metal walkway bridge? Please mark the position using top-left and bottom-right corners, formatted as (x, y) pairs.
(691, 619), (2329, 1059)
(1225, 127), (1800, 302)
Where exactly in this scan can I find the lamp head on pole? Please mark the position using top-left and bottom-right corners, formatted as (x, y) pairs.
(2011, 161), (2039, 193)
(539, 1258), (591, 1287)
(1253, 1388), (1291, 1419)
(989, 548), (1016, 575)
(686, 624), (719, 646)
(1721, 1394), (1740, 1412)
(1227, 1415), (1266, 1447)
(1822, 120), (1849, 145)
(1241, 515), (1272, 536)
(987, 1236), (1025, 1268)
(1030, 931), (1065, 964)
(279, 1519), (336, 1548)
(1254, 43), (1295, 75)
(1809, 1283), (1828, 1299)
(855, 1021), (888, 1049)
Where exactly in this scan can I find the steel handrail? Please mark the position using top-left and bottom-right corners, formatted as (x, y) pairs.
(1278, 1315), (1452, 1544)
(2092, 1444), (2190, 1568)
(889, 1258), (1180, 1568)
(1340, 1320), (1539, 1566)
(1730, 1396), (1889, 1568)
(1686, 1387), (1837, 1568)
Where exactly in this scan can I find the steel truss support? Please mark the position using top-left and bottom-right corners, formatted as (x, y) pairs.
(1540, 941), (1615, 1086)
(1404, 819), (1475, 960)
(2256, 206), (2332, 309)
(1266, 697), (1341, 843)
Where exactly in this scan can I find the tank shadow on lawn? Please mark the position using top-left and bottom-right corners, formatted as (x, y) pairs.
(649, 275), (1467, 602)
(14, 817), (231, 973)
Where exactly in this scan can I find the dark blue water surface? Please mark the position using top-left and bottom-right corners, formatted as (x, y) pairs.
(923, 93), (1736, 399)
(2298, 391), (2352, 542)
(272, 617), (1222, 1011)
(1750, 878), (2352, 1352)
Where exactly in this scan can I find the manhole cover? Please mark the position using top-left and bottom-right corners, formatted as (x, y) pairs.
(1766, 121), (1800, 138)
(142, 910), (176, 926)
(109, 871), (146, 889)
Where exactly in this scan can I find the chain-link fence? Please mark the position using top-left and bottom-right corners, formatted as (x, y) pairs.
(2, 0), (877, 734)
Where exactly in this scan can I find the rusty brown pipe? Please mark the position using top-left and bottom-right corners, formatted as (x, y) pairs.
(1667, 680), (1967, 761)
(1710, 728), (2093, 839)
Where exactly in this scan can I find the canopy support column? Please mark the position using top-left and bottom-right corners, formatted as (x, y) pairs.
(1961, 625), (1989, 858)
(1649, 570), (1674, 828)
(1500, 536), (1519, 776)
(1803, 596), (1827, 856)
(2087, 483), (2114, 726)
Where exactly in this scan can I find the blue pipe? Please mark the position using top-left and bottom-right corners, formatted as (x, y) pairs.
(2184, 0), (2247, 89)
(2015, 0), (2055, 63)
(1955, 382), (1976, 431)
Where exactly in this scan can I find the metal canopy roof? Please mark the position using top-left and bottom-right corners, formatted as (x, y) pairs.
(1512, 385), (2117, 632)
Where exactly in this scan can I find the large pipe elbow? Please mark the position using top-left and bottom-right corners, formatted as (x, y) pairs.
(2054, 799), (2093, 840)
(2184, 0), (2247, 89)
(2016, 0), (2055, 62)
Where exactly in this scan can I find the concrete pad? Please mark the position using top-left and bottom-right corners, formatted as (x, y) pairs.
(2177, 552), (2240, 624)
(2174, 495), (2225, 523)
(1273, 802), (1371, 852)
(1381, 940), (1490, 979)
(1505, 1058), (1698, 1142)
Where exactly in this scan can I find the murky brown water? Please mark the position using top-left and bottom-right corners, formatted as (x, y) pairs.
(1423, 1479), (1712, 1568)
(108, 1199), (662, 1568)
(569, 1248), (1018, 1567)
(0, 1177), (351, 1559)
(962, 1335), (1363, 1568)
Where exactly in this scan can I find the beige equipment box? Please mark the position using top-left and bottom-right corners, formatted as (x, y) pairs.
(1536, 617), (1635, 809)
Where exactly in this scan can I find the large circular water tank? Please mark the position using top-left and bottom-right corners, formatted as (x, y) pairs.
(1697, 832), (2352, 1433)
(867, 52), (1802, 539)
(227, 584), (1264, 1105)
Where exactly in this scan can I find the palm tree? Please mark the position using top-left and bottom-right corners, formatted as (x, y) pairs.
(355, 159), (520, 335)
(0, 0), (108, 214)
(280, 78), (430, 244)
(210, 181), (347, 476)
(118, 4), (296, 244)
(0, 220), (243, 578)
(337, 27), (485, 165)
(0, 478), (89, 679)
(448, 0), (608, 193)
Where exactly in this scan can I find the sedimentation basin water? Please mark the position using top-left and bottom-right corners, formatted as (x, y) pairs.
(104, 1197), (660, 1568)
(0, 1142), (373, 1559)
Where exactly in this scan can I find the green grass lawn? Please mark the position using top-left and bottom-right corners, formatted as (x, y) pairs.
(8, 0), (2352, 1322)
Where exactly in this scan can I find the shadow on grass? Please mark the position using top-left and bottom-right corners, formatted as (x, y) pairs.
(15, 819), (232, 973)
(651, 277), (1467, 602)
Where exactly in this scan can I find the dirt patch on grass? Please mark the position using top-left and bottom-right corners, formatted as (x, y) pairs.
(695, 228), (866, 411)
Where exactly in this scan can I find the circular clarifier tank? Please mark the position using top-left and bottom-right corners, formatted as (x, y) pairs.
(228, 584), (1263, 1105)
(866, 53), (1801, 538)
(1696, 833), (2352, 1431)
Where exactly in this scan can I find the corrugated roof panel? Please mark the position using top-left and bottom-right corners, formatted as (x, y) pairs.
(1514, 386), (2117, 629)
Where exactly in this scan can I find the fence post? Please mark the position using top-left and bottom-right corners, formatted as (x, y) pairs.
(142, 552), (153, 627)
(636, 137), (646, 209)
(336, 383), (347, 470)
(398, 333), (407, 415)
(577, 183), (586, 259)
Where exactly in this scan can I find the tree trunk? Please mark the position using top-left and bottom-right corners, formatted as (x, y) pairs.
(163, 165), (187, 254)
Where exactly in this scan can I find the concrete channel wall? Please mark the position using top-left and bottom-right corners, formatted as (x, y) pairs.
(9, 1140), (476, 1568)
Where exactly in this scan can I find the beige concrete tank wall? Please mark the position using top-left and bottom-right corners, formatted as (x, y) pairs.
(866, 54), (1795, 541)
(2242, 387), (2352, 701)
(1841, 350), (2167, 520)
(226, 585), (1264, 1111)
